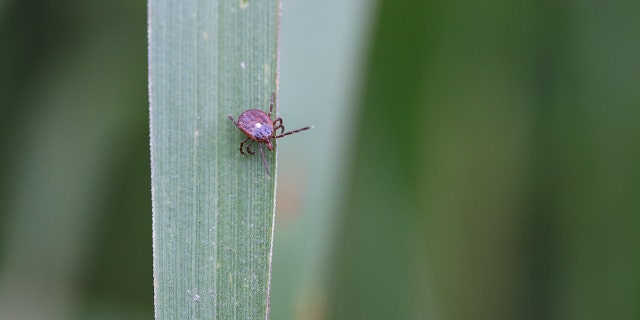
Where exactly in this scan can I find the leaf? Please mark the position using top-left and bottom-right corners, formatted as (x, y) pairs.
(149, 0), (279, 318)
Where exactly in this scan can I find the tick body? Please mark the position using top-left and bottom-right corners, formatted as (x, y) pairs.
(228, 92), (312, 174)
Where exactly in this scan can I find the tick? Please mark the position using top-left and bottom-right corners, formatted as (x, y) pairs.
(228, 92), (312, 175)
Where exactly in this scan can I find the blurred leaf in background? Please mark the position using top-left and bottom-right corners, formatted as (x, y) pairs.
(325, 0), (640, 320)
(0, 1), (151, 319)
(269, 0), (375, 318)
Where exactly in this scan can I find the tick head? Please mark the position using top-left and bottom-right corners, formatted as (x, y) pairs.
(266, 140), (274, 151)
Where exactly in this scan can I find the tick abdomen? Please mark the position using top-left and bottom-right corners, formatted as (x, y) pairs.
(237, 109), (273, 141)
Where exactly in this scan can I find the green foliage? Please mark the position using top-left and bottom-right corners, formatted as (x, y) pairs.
(327, 0), (640, 319)
(1, 0), (639, 319)
(149, 0), (278, 318)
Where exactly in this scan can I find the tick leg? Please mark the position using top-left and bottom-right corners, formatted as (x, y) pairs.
(273, 118), (285, 136)
(228, 114), (239, 127)
(239, 137), (252, 155)
(245, 140), (256, 155)
(268, 91), (276, 117)
(259, 143), (270, 175)
(275, 126), (312, 139)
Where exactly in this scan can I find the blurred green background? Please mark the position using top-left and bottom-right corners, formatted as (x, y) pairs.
(2, 0), (640, 320)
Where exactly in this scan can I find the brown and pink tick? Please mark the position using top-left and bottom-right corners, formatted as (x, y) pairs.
(228, 92), (312, 175)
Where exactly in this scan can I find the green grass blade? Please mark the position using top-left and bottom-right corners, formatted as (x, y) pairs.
(149, 0), (279, 319)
